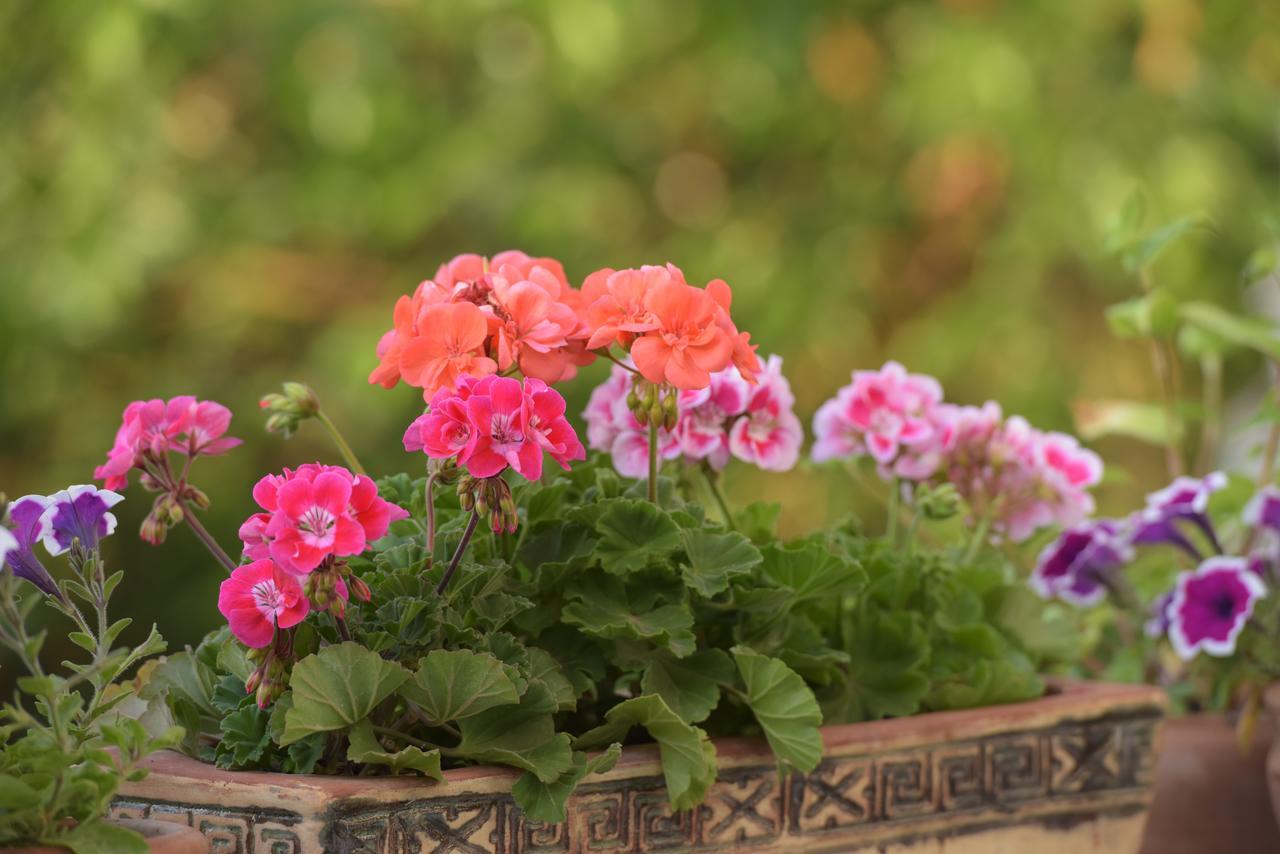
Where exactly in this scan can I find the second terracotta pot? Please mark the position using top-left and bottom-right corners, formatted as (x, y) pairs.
(1141, 710), (1280, 854)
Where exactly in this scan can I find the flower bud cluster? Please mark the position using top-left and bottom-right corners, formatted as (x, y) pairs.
(457, 474), (518, 534)
(259, 383), (321, 438)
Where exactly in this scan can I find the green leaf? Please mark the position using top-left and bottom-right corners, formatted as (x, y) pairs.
(215, 704), (271, 768)
(1072, 399), (1180, 445)
(455, 684), (574, 782)
(511, 744), (622, 824)
(1180, 301), (1280, 360)
(525, 647), (578, 712)
(346, 719), (443, 778)
(562, 574), (696, 657)
(758, 542), (863, 604)
(641, 649), (734, 723)
(0, 774), (41, 809)
(732, 646), (823, 773)
(1104, 290), (1179, 339)
(737, 501), (782, 545)
(1122, 213), (1210, 272)
(830, 609), (930, 722)
(280, 642), (410, 745)
(57, 820), (149, 854)
(592, 499), (682, 574)
(679, 529), (762, 597)
(399, 649), (520, 725)
(573, 694), (716, 810)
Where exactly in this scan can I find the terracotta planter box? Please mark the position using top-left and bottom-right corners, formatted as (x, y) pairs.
(111, 680), (1163, 853)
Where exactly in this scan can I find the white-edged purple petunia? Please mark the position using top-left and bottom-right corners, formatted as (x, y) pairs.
(38, 485), (123, 556)
(1030, 520), (1132, 606)
(1166, 556), (1266, 660)
(3, 495), (61, 597)
(1244, 485), (1280, 532)
(1129, 472), (1227, 558)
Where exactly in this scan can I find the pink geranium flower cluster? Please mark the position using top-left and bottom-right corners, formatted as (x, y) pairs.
(370, 251), (594, 399)
(404, 375), (585, 484)
(403, 376), (585, 534)
(584, 355), (803, 478)
(95, 396), (241, 490)
(222, 463), (407, 650)
(812, 362), (1102, 542)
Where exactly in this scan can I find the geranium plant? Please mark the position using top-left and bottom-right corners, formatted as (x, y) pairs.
(28, 251), (1099, 823)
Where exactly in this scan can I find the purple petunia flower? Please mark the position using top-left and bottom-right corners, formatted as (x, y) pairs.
(1031, 520), (1132, 606)
(1130, 472), (1227, 559)
(1144, 589), (1174, 639)
(1244, 486), (1280, 532)
(3, 496), (61, 597)
(38, 485), (123, 556)
(1166, 556), (1266, 660)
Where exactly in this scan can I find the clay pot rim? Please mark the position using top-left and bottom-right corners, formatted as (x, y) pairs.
(140, 678), (1164, 792)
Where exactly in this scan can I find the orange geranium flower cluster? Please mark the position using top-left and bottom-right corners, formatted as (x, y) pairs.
(370, 253), (759, 397)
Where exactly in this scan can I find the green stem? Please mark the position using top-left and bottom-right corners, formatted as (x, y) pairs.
(961, 509), (995, 565)
(372, 725), (431, 750)
(436, 512), (480, 595)
(647, 420), (659, 504)
(702, 465), (737, 532)
(903, 509), (922, 557)
(602, 349), (641, 375)
(182, 506), (237, 574)
(316, 410), (368, 477)
(886, 478), (901, 546)
(424, 470), (439, 567)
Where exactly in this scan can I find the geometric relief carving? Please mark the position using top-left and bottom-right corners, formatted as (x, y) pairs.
(699, 773), (781, 846)
(1052, 724), (1120, 793)
(936, 745), (986, 812)
(112, 710), (1163, 854)
(879, 753), (935, 819)
(792, 756), (873, 833)
(987, 734), (1046, 802)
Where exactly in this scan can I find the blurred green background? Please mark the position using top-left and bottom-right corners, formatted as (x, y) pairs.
(3, 0), (1280, 656)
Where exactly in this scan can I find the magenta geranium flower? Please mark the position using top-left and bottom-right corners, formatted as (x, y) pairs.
(811, 361), (943, 477)
(1166, 556), (1266, 660)
(405, 375), (584, 481)
(1030, 520), (1131, 606)
(217, 559), (310, 649)
(39, 485), (123, 555)
(2, 496), (60, 597)
(94, 395), (241, 490)
(240, 464), (406, 570)
(265, 472), (362, 574)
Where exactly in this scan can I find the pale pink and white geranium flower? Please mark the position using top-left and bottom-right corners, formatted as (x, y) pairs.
(728, 355), (804, 472)
(584, 355), (802, 478)
(811, 361), (944, 479)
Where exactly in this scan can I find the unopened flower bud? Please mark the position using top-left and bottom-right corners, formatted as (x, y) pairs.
(139, 513), (168, 546)
(648, 400), (664, 426)
(244, 667), (263, 694)
(919, 483), (961, 521)
(282, 382), (320, 416)
(138, 472), (164, 493)
(626, 390), (640, 411)
(183, 485), (211, 510)
(349, 575), (372, 603)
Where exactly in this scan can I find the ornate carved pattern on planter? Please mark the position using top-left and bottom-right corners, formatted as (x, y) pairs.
(112, 698), (1162, 854)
